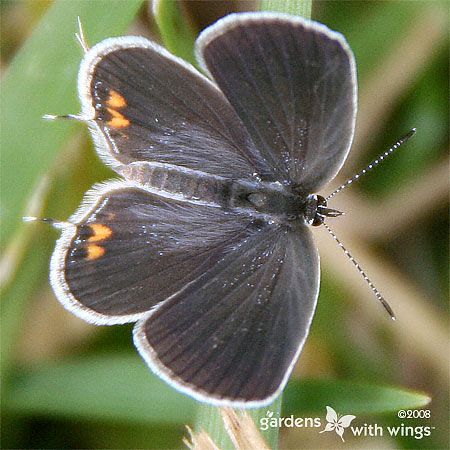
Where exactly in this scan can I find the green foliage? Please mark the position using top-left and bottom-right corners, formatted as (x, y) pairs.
(1, 0), (144, 376)
(283, 379), (430, 415)
(153, 0), (198, 65)
(4, 355), (197, 423)
(2, 355), (428, 431)
(1, 0), (144, 249)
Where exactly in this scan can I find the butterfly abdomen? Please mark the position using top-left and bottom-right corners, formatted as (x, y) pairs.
(118, 161), (234, 207)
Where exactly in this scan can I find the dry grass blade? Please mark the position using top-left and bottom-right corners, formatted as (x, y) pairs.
(183, 425), (221, 450)
(317, 225), (449, 380)
(187, 408), (272, 450)
(336, 157), (449, 240)
(220, 408), (271, 450)
(348, 6), (447, 167)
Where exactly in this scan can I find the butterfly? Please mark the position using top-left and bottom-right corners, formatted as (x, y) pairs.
(49, 12), (357, 407)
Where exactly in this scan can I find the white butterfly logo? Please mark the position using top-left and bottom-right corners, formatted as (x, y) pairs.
(319, 406), (356, 442)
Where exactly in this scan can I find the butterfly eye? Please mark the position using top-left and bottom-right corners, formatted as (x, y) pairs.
(303, 195), (330, 226)
(312, 215), (325, 227)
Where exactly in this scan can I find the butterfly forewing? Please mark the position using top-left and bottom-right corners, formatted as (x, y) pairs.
(196, 13), (357, 192)
(78, 37), (272, 180)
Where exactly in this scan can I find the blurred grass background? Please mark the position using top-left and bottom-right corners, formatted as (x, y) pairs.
(1, 1), (448, 449)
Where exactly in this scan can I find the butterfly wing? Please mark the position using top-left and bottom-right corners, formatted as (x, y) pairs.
(134, 222), (319, 406)
(196, 13), (357, 192)
(51, 182), (265, 324)
(78, 37), (272, 179)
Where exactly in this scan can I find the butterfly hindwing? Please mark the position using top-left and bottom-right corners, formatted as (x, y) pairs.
(134, 224), (319, 406)
(51, 182), (267, 324)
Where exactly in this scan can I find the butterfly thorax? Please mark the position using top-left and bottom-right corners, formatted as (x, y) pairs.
(119, 162), (310, 222)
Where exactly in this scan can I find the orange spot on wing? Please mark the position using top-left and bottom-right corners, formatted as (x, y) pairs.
(106, 108), (130, 128)
(86, 244), (105, 260)
(106, 90), (127, 109)
(88, 223), (113, 242)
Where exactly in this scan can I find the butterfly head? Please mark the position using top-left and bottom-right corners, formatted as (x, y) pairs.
(305, 194), (344, 227)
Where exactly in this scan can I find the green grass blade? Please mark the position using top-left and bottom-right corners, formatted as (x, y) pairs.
(4, 355), (197, 424)
(0, 0), (144, 395)
(261, 0), (311, 17)
(4, 359), (429, 424)
(0, 0), (144, 250)
(283, 379), (431, 415)
(152, 0), (197, 65)
(195, 399), (282, 449)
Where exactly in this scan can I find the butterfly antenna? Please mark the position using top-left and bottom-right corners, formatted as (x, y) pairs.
(23, 216), (71, 230)
(41, 108), (94, 121)
(75, 16), (90, 53)
(326, 128), (416, 201)
(322, 222), (396, 320)
(42, 113), (88, 121)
